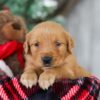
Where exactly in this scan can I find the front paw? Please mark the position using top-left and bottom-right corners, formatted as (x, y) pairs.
(38, 72), (56, 90)
(20, 72), (38, 88)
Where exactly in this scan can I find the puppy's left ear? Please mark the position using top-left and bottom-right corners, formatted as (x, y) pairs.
(65, 32), (74, 54)
(24, 33), (31, 54)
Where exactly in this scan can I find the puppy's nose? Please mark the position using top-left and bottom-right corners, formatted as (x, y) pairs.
(42, 56), (52, 66)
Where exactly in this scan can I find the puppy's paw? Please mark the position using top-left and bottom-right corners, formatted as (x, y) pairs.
(20, 72), (37, 88)
(38, 72), (56, 90)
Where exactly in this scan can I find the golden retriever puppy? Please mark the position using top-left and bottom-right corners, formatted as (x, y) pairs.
(20, 21), (91, 89)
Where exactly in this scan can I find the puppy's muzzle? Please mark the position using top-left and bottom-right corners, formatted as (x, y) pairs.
(42, 56), (52, 67)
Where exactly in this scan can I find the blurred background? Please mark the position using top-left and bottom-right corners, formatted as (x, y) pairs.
(0, 0), (100, 78)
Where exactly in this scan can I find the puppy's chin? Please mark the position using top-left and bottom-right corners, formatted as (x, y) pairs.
(36, 63), (54, 69)
(41, 61), (66, 70)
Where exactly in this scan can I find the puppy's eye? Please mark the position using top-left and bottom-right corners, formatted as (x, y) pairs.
(55, 41), (61, 47)
(34, 42), (39, 47)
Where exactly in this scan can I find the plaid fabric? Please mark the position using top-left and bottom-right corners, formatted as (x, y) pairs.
(0, 68), (9, 80)
(0, 76), (99, 100)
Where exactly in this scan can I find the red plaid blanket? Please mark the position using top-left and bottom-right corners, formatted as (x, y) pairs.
(0, 76), (100, 100)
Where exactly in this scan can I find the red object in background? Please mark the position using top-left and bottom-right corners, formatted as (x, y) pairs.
(0, 41), (24, 69)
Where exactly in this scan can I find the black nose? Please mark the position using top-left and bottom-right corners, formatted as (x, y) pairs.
(42, 56), (52, 65)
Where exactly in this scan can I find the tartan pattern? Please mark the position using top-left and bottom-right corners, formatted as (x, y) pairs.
(0, 76), (99, 100)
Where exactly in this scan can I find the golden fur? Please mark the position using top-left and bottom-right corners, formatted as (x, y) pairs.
(20, 21), (91, 89)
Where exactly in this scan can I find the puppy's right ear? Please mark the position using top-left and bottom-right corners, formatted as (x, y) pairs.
(24, 33), (30, 54)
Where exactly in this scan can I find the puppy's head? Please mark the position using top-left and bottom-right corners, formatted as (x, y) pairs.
(24, 21), (74, 68)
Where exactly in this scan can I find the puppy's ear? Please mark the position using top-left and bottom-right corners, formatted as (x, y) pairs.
(24, 40), (29, 54)
(24, 33), (31, 54)
(65, 32), (74, 54)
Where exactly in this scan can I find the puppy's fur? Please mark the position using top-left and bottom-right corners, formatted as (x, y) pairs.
(20, 21), (91, 89)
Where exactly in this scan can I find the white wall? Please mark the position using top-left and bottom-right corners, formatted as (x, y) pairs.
(64, 0), (100, 78)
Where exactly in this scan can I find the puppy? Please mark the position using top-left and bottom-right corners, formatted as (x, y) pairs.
(20, 21), (91, 90)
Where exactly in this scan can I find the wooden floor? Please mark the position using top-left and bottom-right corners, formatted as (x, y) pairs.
(64, 0), (100, 78)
